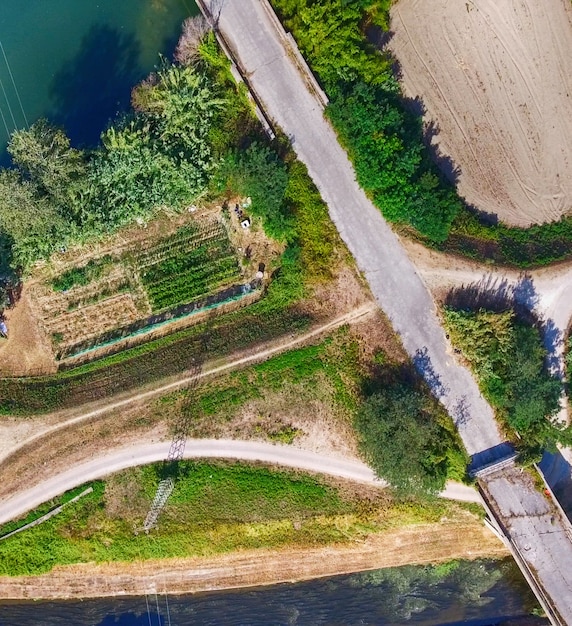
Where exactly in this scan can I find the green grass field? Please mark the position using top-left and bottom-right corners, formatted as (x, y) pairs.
(0, 461), (469, 577)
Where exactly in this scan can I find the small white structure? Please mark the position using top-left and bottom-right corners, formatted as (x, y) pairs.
(240, 217), (251, 229)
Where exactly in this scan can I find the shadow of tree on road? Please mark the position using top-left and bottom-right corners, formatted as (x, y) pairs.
(413, 347), (448, 399)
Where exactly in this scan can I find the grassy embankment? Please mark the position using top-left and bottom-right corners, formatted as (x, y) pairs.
(0, 461), (481, 577)
(270, 0), (572, 269)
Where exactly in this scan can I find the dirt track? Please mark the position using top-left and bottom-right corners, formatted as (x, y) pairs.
(390, 0), (572, 226)
(0, 302), (376, 468)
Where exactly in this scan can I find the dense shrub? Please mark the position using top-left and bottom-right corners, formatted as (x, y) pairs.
(443, 308), (566, 453)
(355, 381), (467, 497)
(327, 81), (460, 242)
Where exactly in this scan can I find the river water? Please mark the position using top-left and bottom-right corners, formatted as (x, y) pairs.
(0, 559), (546, 625)
(0, 0), (198, 160)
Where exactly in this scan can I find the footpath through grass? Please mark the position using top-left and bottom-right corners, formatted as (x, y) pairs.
(0, 461), (472, 577)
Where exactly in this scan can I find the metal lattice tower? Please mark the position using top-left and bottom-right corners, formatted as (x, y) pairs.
(141, 318), (213, 533)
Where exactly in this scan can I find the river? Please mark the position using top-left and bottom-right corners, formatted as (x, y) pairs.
(0, 559), (547, 625)
(0, 0), (198, 161)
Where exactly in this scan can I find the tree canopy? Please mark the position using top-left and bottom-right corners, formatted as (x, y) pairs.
(355, 381), (466, 497)
(0, 61), (225, 272)
(443, 308), (565, 455)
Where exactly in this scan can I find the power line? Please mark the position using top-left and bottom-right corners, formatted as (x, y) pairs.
(0, 101), (10, 138)
(155, 591), (161, 625)
(145, 593), (153, 626)
(0, 72), (17, 132)
(0, 41), (28, 129)
(164, 584), (172, 626)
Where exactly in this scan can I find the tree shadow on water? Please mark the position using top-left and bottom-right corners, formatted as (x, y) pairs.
(49, 24), (142, 148)
(97, 612), (165, 626)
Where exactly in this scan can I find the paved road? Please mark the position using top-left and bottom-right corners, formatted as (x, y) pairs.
(198, 1), (572, 621)
(201, 0), (510, 465)
(0, 439), (480, 526)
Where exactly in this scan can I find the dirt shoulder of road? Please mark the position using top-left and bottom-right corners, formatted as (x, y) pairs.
(0, 520), (508, 600)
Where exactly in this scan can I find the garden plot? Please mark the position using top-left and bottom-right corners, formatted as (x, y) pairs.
(136, 221), (242, 312)
(30, 215), (249, 360)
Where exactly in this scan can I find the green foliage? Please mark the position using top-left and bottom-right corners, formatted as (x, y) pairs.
(0, 460), (469, 576)
(285, 160), (338, 281)
(9, 120), (88, 224)
(441, 210), (572, 268)
(139, 232), (240, 312)
(0, 169), (70, 268)
(355, 381), (467, 497)
(197, 32), (260, 157)
(272, 0), (393, 91)
(443, 308), (565, 450)
(0, 62), (226, 272)
(218, 142), (293, 242)
(89, 64), (223, 228)
(271, 0), (460, 243)
(52, 256), (113, 292)
(327, 81), (460, 242)
(195, 333), (361, 422)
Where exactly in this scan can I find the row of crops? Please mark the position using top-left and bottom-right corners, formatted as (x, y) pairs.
(136, 221), (242, 312)
(141, 239), (240, 311)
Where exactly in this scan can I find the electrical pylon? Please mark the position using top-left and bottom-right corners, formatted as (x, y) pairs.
(140, 316), (213, 533)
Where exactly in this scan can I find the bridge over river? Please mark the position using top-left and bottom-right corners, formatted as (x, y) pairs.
(196, 0), (572, 622)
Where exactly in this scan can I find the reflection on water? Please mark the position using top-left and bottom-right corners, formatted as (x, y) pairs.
(0, 0), (198, 160)
(0, 559), (548, 626)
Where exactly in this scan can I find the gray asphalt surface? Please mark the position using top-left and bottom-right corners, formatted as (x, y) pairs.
(203, 0), (509, 463)
(0, 439), (480, 526)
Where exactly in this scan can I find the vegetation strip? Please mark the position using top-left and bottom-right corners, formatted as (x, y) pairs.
(0, 488), (93, 542)
(0, 460), (482, 577)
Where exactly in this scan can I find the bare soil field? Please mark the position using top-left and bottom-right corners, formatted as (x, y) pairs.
(389, 0), (572, 226)
(0, 288), (56, 377)
(0, 519), (506, 600)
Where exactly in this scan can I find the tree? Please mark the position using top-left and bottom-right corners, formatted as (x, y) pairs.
(0, 170), (69, 268)
(8, 120), (88, 223)
(443, 307), (565, 451)
(217, 142), (293, 241)
(355, 383), (461, 497)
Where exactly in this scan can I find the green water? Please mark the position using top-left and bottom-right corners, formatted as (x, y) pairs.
(0, 0), (198, 158)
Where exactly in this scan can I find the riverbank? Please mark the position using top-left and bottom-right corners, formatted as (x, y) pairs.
(0, 521), (508, 600)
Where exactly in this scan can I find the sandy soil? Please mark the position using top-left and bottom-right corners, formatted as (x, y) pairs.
(389, 0), (572, 226)
(0, 288), (55, 376)
(0, 520), (507, 600)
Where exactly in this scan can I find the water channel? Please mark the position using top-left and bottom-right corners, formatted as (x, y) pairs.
(0, 559), (547, 625)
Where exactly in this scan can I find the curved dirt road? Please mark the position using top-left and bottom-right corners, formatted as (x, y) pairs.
(0, 439), (480, 526)
(0, 302), (376, 467)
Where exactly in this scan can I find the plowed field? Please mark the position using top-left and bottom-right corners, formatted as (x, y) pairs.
(390, 0), (572, 226)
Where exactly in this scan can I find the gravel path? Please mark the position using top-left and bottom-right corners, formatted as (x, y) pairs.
(0, 439), (480, 526)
